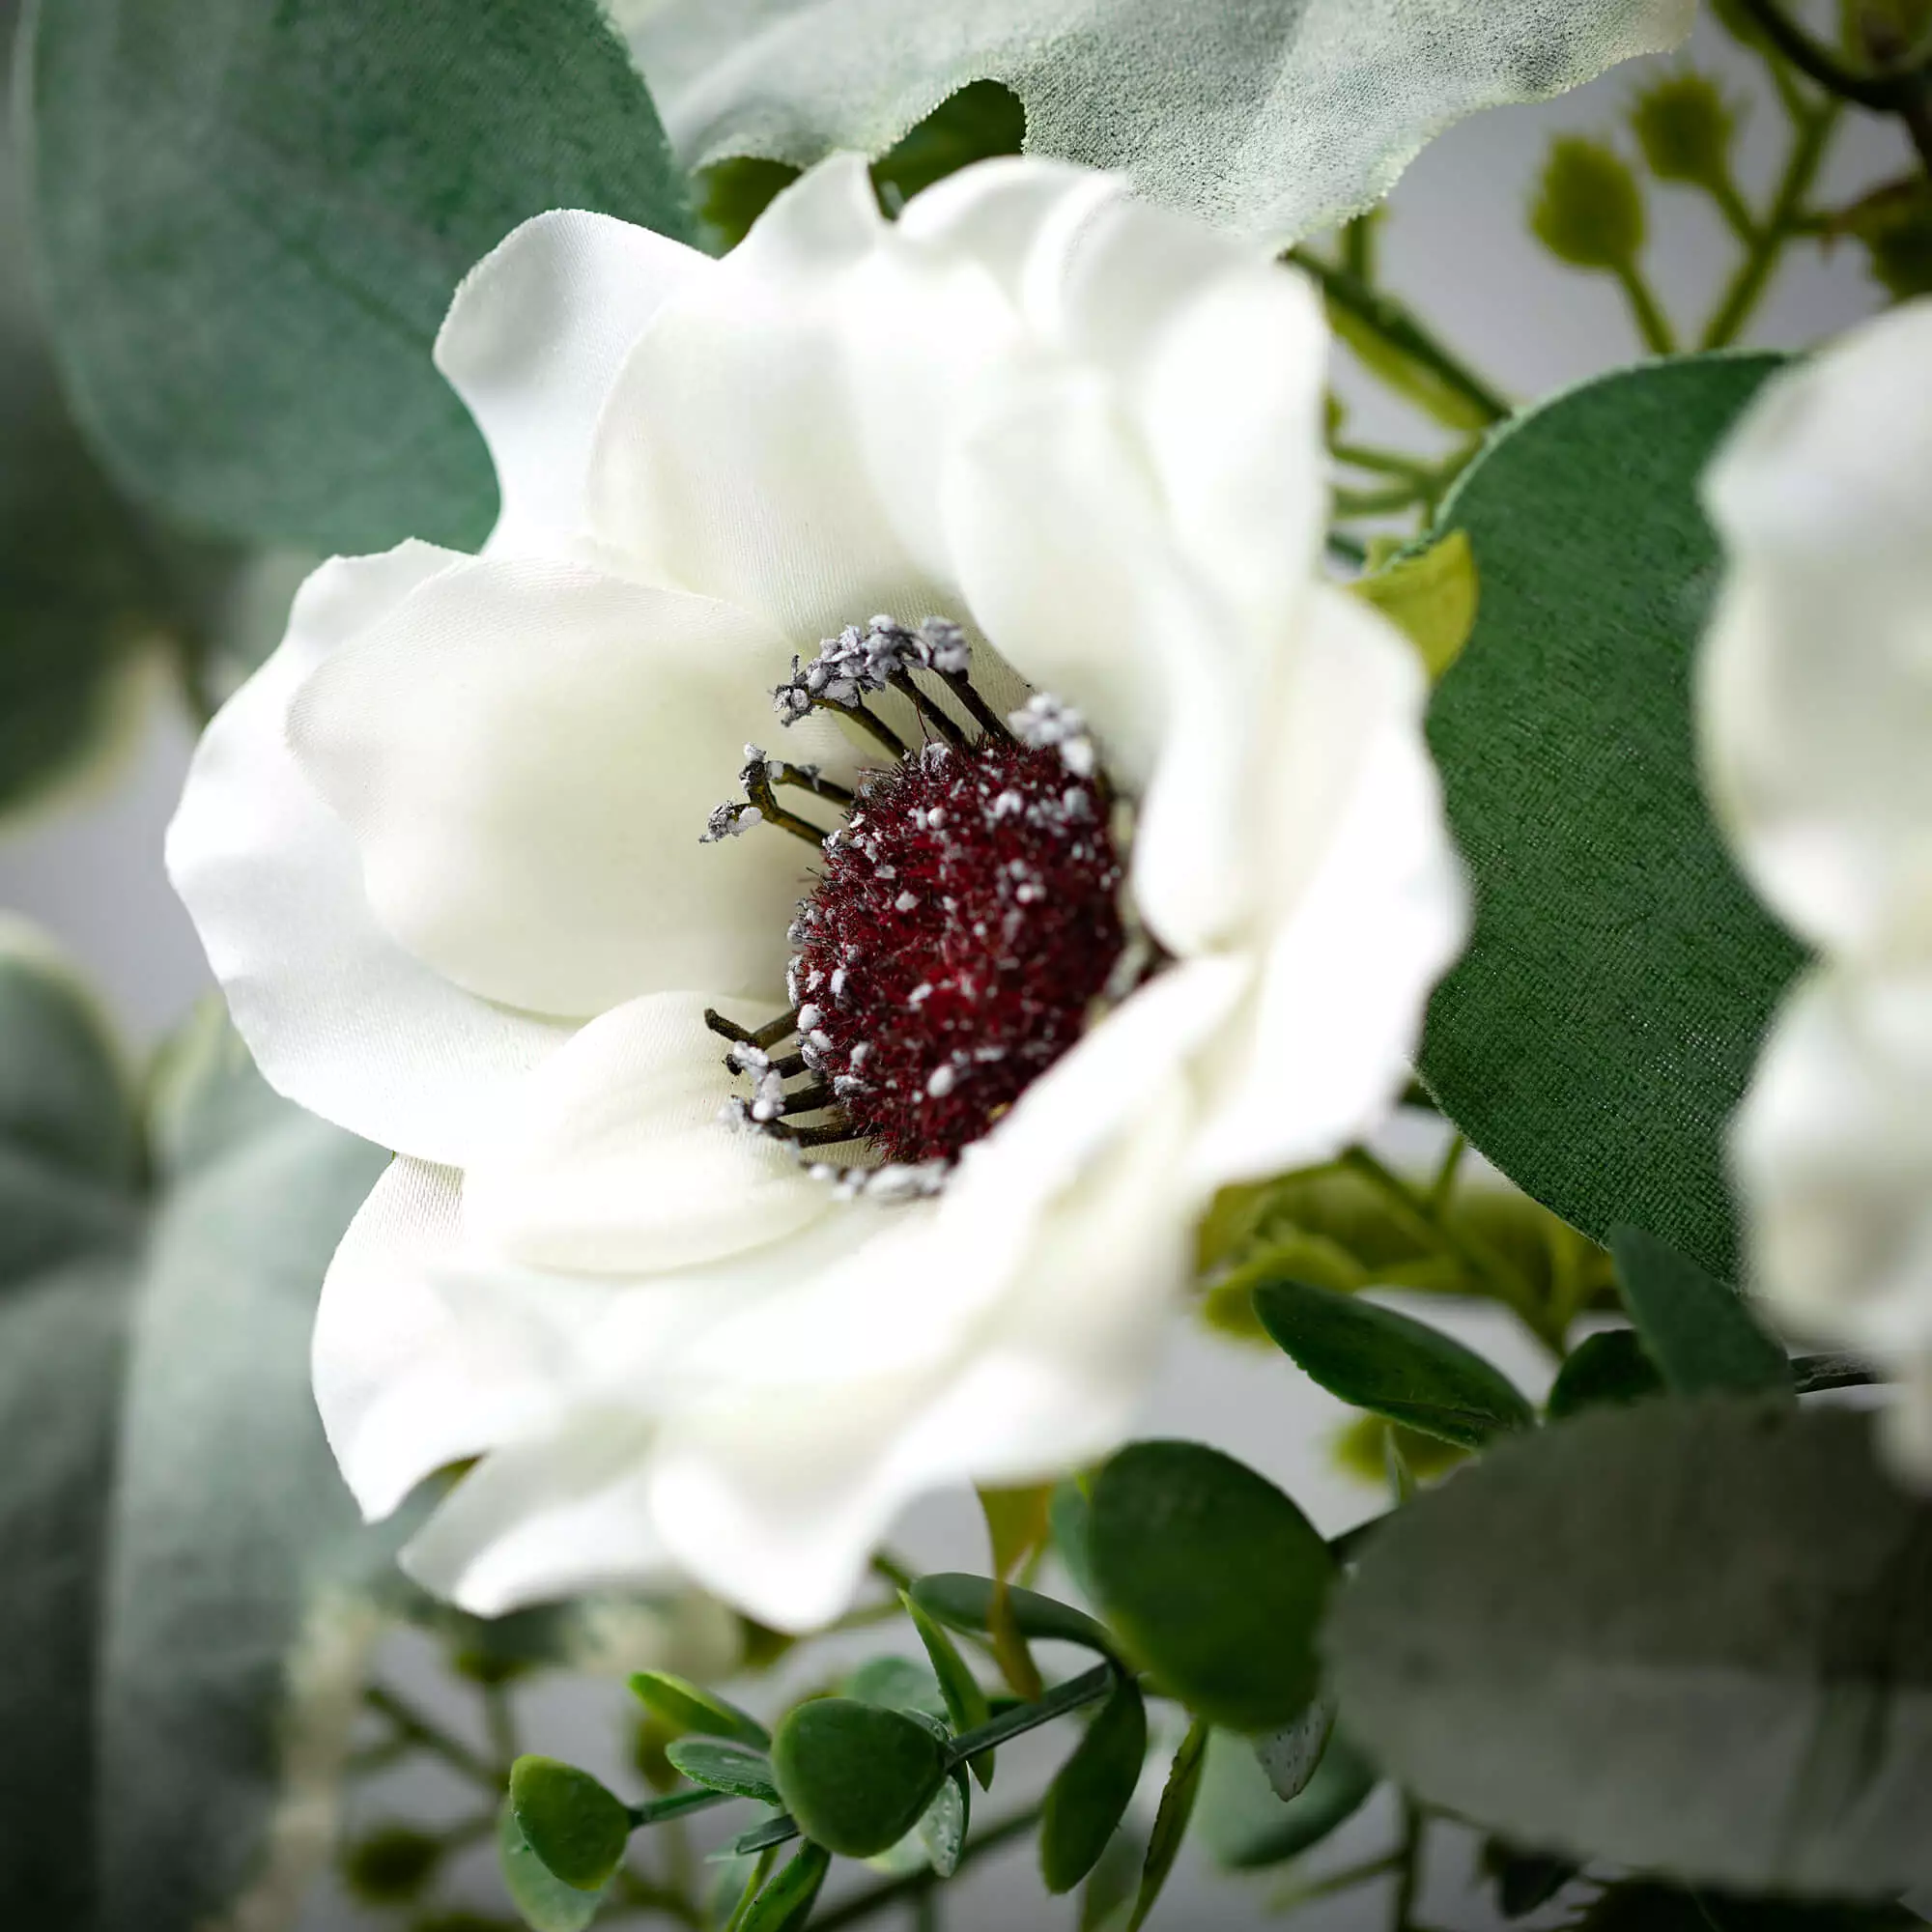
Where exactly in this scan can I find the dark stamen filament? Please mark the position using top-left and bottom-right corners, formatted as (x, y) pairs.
(886, 669), (970, 749)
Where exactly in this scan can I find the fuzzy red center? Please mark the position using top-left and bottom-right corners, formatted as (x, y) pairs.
(789, 740), (1126, 1164)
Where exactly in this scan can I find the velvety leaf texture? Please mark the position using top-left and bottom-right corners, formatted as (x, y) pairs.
(26, 0), (696, 554)
(1328, 1399), (1932, 1892)
(626, 0), (1691, 242)
(1420, 355), (1804, 1279)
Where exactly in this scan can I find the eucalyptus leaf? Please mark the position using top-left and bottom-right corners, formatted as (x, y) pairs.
(1194, 1726), (1379, 1872)
(26, 0), (696, 554)
(497, 1802), (605, 1932)
(1419, 355), (1802, 1279)
(904, 1594), (994, 1789)
(909, 1573), (1118, 1661)
(627, 0), (1689, 244)
(843, 1654), (949, 1720)
(1545, 1328), (1666, 1420)
(1039, 1675), (1148, 1895)
(1252, 1276), (1536, 1449)
(630, 1669), (772, 1748)
(1128, 1718), (1208, 1930)
(665, 1740), (781, 1805)
(1328, 1400), (1932, 1892)
(770, 1698), (947, 1860)
(509, 1758), (633, 1891)
(1253, 1698), (1335, 1804)
(1610, 1224), (1791, 1396)
(1089, 1441), (1335, 1733)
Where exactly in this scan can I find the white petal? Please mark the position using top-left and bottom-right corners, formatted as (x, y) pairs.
(1185, 587), (1469, 1189)
(436, 210), (710, 554)
(166, 547), (573, 1162)
(588, 156), (955, 644)
(1700, 300), (1932, 963)
(1734, 967), (1932, 1366)
(463, 990), (834, 1275)
(288, 554), (838, 1018)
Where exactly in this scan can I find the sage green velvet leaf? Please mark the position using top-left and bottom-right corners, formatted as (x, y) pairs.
(0, 927), (138, 1929)
(1327, 1399), (1932, 1892)
(627, 0), (1690, 244)
(910, 1573), (1118, 1661)
(1039, 1675), (1147, 1895)
(770, 1698), (948, 1860)
(1545, 1328), (1666, 1420)
(1127, 1717), (1208, 1930)
(509, 1757), (633, 1891)
(26, 0), (696, 554)
(738, 1840), (830, 1932)
(497, 1802), (605, 1932)
(1610, 1224), (1792, 1396)
(629, 1669), (771, 1748)
(1419, 355), (1803, 1280)
(1194, 1727), (1378, 1871)
(1090, 1442), (1334, 1733)
(664, 1739), (781, 1805)
(1253, 1277), (1536, 1449)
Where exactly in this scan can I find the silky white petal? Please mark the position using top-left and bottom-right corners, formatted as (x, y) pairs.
(1734, 968), (1932, 1366)
(1186, 587), (1469, 1190)
(589, 156), (956, 644)
(463, 990), (833, 1274)
(166, 547), (573, 1163)
(288, 554), (835, 1018)
(1700, 299), (1932, 963)
(436, 210), (710, 553)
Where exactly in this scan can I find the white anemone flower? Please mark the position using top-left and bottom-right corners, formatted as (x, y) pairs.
(1700, 298), (1932, 1471)
(168, 156), (1466, 1630)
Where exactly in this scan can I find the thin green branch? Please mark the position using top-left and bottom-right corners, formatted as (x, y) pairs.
(1612, 260), (1678, 355)
(810, 1808), (1042, 1929)
(362, 1685), (501, 1790)
(1268, 1848), (1406, 1914)
(1735, 0), (1914, 109)
(943, 1663), (1116, 1767)
(1390, 1800), (1425, 1932)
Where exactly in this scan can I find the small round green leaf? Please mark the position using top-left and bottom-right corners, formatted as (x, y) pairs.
(769, 1698), (948, 1860)
(496, 1802), (604, 1932)
(1253, 1277), (1535, 1448)
(1545, 1328), (1665, 1420)
(1195, 1727), (1379, 1872)
(737, 1840), (831, 1932)
(507, 1757), (631, 1893)
(1089, 1441), (1336, 1732)
(1039, 1675), (1147, 1894)
(628, 1669), (770, 1748)
(1609, 1224), (1791, 1396)
(663, 1739), (780, 1804)
(908, 1573), (1117, 1660)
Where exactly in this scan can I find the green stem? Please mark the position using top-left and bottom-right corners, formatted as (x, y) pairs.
(1391, 1800), (1425, 1932)
(1269, 1849), (1406, 1913)
(1612, 260), (1678, 355)
(1426, 1133), (1467, 1217)
(810, 1808), (1042, 1930)
(1706, 168), (1762, 247)
(1701, 98), (1842, 349)
(1735, 0), (1912, 109)
(1326, 529), (1369, 568)
(1331, 440), (1438, 486)
(629, 1787), (734, 1831)
(362, 1685), (501, 1790)
(1288, 249), (1511, 428)
(1334, 481), (1430, 519)
(943, 1663), (1115, 1768)
(481, 1680), (518, 1772)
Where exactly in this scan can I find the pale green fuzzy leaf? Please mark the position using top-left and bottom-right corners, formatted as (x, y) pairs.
(1353, 529), (1480, 683)
(625, 0), (1690, 243)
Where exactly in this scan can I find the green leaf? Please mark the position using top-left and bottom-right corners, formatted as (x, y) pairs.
(1039, 1676), (1148, 1894)
(770, 1698), (948, 1860)
(1610, 1224), (1792, 1396)
(1351, 529), (1479, 682)
(497, 1803), (605, 1932)
(1194, 1727), (1379, 1871)
(909, 1573), (1118, 1661)
(904, 1593), (994, 1788)
(1327, 1399), (1932, 1892)
(843, 1654), (949, 1720)
(27, 0), (696, 554)
(1050, 1477), (1100, 1605)
(631, 0), (1687, 243)
(1127, 1718), (1208, 1930)
(1481, 1840), (1580, 1918)
(629, 1670), (771, 1749)
(1253, 1276), (1535, 1449)
(1575, 1882), (1924, 1930)
(509, 1758), (633, 1892)
(664, 1740), (781, 1805)
(1545, 1328), (1665, 1421)
(1419, 355), (1804, 1280)
(1089, 1441), (1335, 1733)
(737, 1840), (830, 1932)
(916, 1764), (972, 1878)
(1252, 1698), (1335, 1803)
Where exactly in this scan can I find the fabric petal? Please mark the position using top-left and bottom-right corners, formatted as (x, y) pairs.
(463, 990), (836, 1275)
(166, 547), (573, 1163)
(436, 210), (710, 554)
(1700, 299), (1932, 964)
(288, 554), (841, 1018)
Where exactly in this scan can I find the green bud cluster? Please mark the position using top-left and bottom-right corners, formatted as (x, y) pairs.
(1630, 71), (1738, 189)
(1531, 137), (1646, 270)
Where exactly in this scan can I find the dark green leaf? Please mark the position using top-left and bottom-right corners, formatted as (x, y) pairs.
(496, 1803), (604, 1932)
(1253, 1276), (1535, 1449)
(664, 1740), (780, 1805)
(1481, 1839), (1580, 1918)
(1328, 1400), (1932, 1892)
(770, 1698), (947, 1860)
(904, 1593), (993, 1788)
(1089, 1441), (1335, 1732)
(1610, 1224), (1791, 1395)
(842, 1655), (949, 1720)
(1575, 1882), (1923, 1931)
(738, 1841), (830, 1932)
(1253, 1698), (1334, 1803)
(1039, 1676), (1148, 1894)
(629, 1670), (771, 1749)
(909, 1574), (1118, 1661)
(1079, 1822), (1149, 1932)
(1194, 1727), (1379, 1871)
(1050, 1477), (1099, 1605)
(1419, 355), (1803, 1279)
(509, 1758), (633, 1892)
(1545, 1328), (1665, 1420)
(1128, 1718), (1208, 1930)
(27, 0), (696, 553)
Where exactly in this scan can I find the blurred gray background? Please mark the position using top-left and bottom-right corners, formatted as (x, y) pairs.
(0, 10), (1910, 1929)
